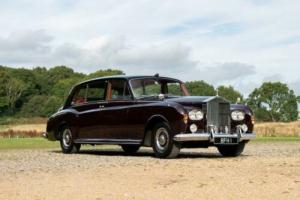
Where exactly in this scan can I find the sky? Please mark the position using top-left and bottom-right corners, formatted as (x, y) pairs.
(0, 0), (300, 96)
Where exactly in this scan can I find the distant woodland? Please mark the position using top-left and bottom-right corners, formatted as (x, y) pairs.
(0, 65), (298, 122)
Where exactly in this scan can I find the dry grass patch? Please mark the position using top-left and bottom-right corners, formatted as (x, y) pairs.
(0, 124), (45, 138)
(0, 130), (43, 138)
(1, 121), (300, 138)
(0, 124), (45, 132)
(255, 121), (300, 137)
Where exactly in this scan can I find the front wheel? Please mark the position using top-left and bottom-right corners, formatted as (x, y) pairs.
(152, 122), (181, 158)
(60, 126), (81, 154)
(217, 142), (245, 157)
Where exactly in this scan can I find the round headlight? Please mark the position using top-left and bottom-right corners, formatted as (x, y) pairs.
(231, 110), (245, 121)
(188, 110), (204, 120)
(188, 110), (196, 120)
(195, 111), (204, 120)
(190, 124), (198, 133)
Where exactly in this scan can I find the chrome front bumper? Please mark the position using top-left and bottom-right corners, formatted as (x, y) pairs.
(173, 132), (256, 143)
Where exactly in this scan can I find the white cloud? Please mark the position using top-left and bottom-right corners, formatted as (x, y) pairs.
(197, 62), (256, 83)
(289, 80), (300, 96)
(0, 30), (53, 63)
(263, 74), (283, 82)
(0, 0), (299, 95)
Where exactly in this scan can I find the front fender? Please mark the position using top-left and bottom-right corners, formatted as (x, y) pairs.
(46, 108), (79, 141)
(230, 104), (254, 133)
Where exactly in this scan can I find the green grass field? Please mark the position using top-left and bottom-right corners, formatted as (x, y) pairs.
(254, 136), (300, 142)
(0, 138), (59, 150)
(0, 136), (299, 150)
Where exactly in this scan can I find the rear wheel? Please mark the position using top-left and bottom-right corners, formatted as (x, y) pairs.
(121, 145), (140, 154)
(217, 142), (245, 157)
(152, 122), (180, 158)
(60, 126), (81, 154)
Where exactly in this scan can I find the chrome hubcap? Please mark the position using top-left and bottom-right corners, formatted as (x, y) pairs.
(159, 134), (167, 146)
(155, 127), (169, 151)
(62, 129), (72, 147)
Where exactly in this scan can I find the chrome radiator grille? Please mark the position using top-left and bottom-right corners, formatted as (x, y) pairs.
(203, 98), (231, 134)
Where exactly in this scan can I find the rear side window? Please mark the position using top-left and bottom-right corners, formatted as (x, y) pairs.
(87, 81), (106, 102)
(71, 85), (87, 105)
(71, 81), (106, 105)
(109, 79), (132, 100)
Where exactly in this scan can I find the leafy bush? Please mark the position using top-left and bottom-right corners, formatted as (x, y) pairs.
(20, 95), (62, 117)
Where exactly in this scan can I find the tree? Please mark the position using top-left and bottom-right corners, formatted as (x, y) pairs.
(20, 95), (62, 117)
(7, 67), (39, 111)
(185, 81), (216, 96)
(4, 78), (25, 114)
(32, 66), (85, 96)
(217, 85), (243, 103)
(247, 82), (298, 122)
(0, 70), (10, 114)
(48, 66), (75, 82)
(87, 69), (125, 79)
(32, 67), (52, 95)
(51, 78), (82, 100)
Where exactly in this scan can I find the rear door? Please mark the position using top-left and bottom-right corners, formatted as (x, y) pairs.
(70, 80), (108, 139)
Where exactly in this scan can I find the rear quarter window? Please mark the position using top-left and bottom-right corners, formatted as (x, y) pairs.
(71, 81), (107, 105)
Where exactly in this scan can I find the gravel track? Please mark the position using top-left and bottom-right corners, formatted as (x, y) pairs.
(1, 142), (300, 200)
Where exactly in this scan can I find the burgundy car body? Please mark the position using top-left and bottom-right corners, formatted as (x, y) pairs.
(45, 75), (255, 154)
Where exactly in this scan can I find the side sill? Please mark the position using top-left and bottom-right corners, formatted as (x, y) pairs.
(74, 138), (142, 145)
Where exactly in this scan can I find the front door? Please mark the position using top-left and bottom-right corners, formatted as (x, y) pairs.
(103, 79), (135, 140)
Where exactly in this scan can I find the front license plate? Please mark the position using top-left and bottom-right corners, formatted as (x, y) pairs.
(220, 138), (232, 144)
(215, 137), (237, 144)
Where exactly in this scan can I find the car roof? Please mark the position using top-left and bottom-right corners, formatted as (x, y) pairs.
(75, 75), (183, 87)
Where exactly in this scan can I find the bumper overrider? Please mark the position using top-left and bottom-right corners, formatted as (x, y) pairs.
(173, 132), (256, 144)
(42, 132), (48, 138)
(42, 131), (56, 141)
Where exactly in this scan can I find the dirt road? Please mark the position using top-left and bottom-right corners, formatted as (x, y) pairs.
(1, 142), (300, 200)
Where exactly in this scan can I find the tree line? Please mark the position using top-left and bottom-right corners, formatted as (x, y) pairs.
(0, 65), (298, 122)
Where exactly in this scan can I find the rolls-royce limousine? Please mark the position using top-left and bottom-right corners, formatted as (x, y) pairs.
(43, 74), (255, 158)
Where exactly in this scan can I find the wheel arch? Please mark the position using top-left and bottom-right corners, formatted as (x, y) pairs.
(143, 114), (169, 146)
(51, 111), (79, 140)
(55, 121), (69, 140)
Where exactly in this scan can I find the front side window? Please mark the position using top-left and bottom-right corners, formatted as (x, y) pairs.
(130, 78), (186, 99)
(166, 82), (182, 96)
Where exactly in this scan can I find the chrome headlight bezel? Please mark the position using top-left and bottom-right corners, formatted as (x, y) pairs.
(231, 110), (245, 121)
(188, 110), (204, 121)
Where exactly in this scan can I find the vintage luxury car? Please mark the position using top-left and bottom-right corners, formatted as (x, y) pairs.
(44, 74), (255, 158)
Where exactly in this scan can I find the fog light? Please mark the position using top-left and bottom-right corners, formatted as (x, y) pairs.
(241, 124), (248, 133)
(190, 124), (197, 133)
(251, 115), (255, 124)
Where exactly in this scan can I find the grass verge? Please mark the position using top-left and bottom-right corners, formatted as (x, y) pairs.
(0, 138), (121, 151)
(254, 136), (300, 142)
(0, 137), (58, 150)
(0, 136), (300, 151)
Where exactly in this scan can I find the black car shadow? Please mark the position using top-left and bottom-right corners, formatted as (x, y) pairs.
(50, 148), (249, 159)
